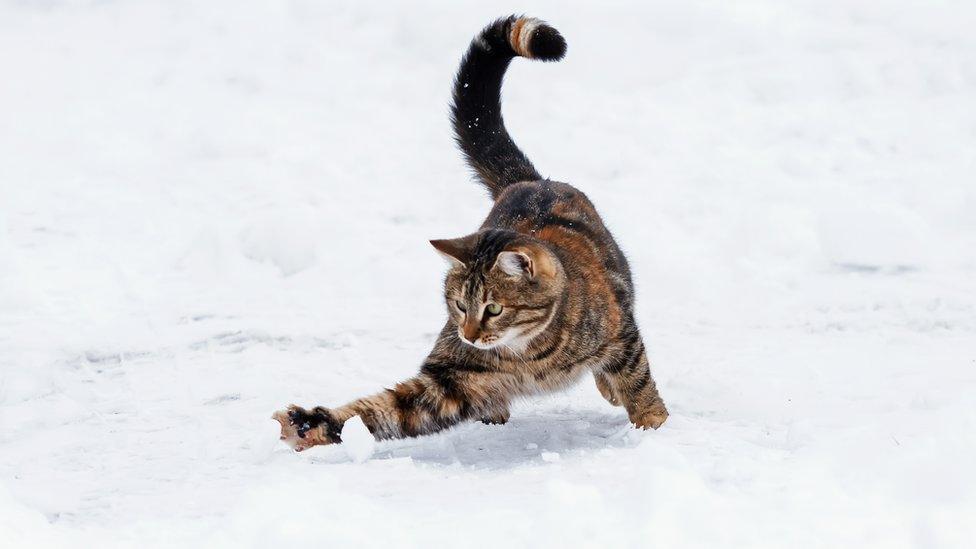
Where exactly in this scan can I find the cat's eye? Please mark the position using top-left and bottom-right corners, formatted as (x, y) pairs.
(455, 300), (467, 312)
(485, 303), (503, 316)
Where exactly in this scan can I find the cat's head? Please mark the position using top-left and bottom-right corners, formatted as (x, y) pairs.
(430, 229), (565, 351)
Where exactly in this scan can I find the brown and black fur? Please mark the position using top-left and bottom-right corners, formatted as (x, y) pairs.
(274, 15), (668, 452)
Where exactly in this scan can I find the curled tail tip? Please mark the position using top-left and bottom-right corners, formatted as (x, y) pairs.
(508, 16), (566, 61)
(453, 15), (563, 197)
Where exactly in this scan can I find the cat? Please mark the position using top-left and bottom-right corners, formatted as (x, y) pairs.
(273, 15), (668, 451)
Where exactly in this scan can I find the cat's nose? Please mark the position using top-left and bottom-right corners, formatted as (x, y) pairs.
(462, 320), (480, 342)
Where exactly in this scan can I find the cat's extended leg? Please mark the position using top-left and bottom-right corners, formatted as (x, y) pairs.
(600, 334), (668, 430)
(273, 363), (507, 451)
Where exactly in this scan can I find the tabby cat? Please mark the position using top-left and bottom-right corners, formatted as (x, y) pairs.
(274, 15), (668, 451)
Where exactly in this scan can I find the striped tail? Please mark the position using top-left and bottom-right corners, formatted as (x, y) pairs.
(450, 16), (566, 199)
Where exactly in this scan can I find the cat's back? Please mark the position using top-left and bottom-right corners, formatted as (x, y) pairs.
(483, 180), (633, 301)
(482, 180), (595, 234)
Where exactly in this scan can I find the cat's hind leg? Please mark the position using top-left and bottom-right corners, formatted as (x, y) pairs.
(593, 371), (622, 407)
(600, 335), (668, 430)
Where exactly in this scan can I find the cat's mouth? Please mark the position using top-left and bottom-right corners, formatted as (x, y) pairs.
(458, 324), (545, 353)
(458, 330), (504, 350)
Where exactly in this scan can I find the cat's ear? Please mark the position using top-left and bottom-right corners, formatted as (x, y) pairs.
(430, 235), (476, 267)
(494, 251), (532, 277)
(494, 245), (557, 279)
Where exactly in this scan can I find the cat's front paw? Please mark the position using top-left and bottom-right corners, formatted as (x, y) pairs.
(479, 407), (511, 425)
(272, 404), (342, 452)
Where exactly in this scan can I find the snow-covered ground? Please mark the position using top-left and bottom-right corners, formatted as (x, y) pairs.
(2, 1), (975, 546)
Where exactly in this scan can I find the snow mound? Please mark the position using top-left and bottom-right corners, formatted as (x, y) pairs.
(342, 416), (375, 463)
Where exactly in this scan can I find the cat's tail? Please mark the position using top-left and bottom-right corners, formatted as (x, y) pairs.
(451, 16), (566, 200)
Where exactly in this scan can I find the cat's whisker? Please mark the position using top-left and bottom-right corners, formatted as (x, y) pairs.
(501, 342), (529, 369)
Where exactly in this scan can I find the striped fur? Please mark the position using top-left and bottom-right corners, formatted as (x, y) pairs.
(274, 16), (667, 451)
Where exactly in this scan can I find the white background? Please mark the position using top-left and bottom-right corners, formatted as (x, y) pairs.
(1, 1), (974, 547)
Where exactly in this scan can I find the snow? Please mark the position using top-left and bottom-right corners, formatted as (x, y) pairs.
(341, 415), (375, 463)
(540, 451), (561, 463)
(1, 0), (975, 547)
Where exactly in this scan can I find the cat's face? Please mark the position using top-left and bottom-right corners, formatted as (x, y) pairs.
(431, 231), (564, 352)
